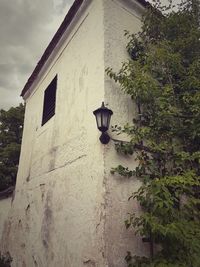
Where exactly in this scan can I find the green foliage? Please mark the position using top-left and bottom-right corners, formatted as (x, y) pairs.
(107, 0), (200, 266)
(0, 104), (25, 191)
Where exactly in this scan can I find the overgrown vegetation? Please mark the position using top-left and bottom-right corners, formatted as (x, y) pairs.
(0, 252), (12, 267)
(0, 104), (25, 191)
(106, 0), (200, 266)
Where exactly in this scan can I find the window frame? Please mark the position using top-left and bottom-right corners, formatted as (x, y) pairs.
(41, 75), (57, 126)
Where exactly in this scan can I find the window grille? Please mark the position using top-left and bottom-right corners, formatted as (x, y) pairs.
(42, 75), (57, 125)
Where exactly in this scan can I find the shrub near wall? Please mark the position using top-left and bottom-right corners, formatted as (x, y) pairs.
(107, 0), (200, 266)
(0, 104), (24, 192)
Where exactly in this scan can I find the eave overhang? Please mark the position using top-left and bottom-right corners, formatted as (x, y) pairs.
(21, 0), (148, 98)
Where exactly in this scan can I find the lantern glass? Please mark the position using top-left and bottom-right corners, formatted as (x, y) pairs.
(93, 102), (113, 133)
(102, 111), (109, 132)
(95, 112), (103, 131)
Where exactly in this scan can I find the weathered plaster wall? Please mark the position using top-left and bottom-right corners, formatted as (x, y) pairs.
(0, 1), (148, 266)
(103, 1), (149, 266)
(0, 197), (12, 244)
(1, 1), (108, 266)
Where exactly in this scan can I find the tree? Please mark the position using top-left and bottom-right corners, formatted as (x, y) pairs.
(106, 0), (200, 266)
(0, 104), (25, 191)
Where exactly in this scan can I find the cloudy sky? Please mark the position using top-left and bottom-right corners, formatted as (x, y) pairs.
(0, 0), (179, 110)
(0, 0), (74, 110)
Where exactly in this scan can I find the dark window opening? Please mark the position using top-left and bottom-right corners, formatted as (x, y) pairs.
(42, 75), (57, 126)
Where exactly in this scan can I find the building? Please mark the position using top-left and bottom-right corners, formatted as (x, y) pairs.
(0, 0), (149, 266)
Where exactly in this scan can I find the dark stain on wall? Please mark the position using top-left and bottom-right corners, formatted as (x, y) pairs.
(41, 189), (54, 250)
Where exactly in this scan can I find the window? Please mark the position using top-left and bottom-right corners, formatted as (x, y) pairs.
(42, 75), (57, 126)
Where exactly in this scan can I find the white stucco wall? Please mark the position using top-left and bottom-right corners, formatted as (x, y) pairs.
(0, 197), (12, 243)
(0, 1), (148, 266)
(2, 1), (107, 266)
(103, 1), (149, 266)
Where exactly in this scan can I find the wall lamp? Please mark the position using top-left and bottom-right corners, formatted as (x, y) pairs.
(93, 102), (113, 144)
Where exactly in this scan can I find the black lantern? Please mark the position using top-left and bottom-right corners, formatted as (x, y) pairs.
(93, 102), (113, 144)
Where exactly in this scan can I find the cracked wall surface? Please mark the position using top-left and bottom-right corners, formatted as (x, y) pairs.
(0, 1), (148, 266)
(0, 197), (12, 244)
(103, 1), (149, 266)
(1, 1), (107, 266)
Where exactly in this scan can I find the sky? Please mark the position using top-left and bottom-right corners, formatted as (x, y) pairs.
(0, 0), (74, 110)
(0, 0), (179, 110)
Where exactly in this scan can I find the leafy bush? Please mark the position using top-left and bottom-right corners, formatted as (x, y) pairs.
(0, 103), (25, 191)
(107, 0), (200, 266)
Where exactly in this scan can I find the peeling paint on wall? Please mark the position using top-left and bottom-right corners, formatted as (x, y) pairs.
(0, 1), (147, 266)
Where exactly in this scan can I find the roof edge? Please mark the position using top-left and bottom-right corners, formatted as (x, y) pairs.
(21, 0), (148, 97)
(21, 0), (84, 97)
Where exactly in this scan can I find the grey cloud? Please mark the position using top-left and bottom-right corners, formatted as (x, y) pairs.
(0, 0), (73, 109)
(0, 0), (54, 46)
(55, 0), (73, 14)
(0, 0), (178, 110)
(0, 86), (21, 110)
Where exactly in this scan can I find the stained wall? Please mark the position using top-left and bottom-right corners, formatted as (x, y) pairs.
(103, 1), (149, 266)
(0, 1), (148, 266)
(1, 1), (106, 266)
